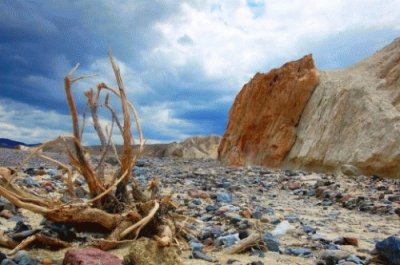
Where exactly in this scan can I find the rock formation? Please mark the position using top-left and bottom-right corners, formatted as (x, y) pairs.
(218, 54), (320, 167)
(219, 37), (400, 178)
(164, 135), (221, 159)
(284, 37), (400, 178)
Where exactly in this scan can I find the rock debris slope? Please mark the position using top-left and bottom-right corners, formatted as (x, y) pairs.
(220, 37), (400, 178)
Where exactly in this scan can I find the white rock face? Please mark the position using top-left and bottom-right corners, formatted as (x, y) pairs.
(284, 38), (400, 178)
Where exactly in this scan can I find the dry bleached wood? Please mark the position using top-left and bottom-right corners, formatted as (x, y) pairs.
(0, 52), (180, 253)
(224, 233), (263, 254)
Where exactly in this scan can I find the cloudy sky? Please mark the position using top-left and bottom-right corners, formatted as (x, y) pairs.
(1, 0), (399, 144)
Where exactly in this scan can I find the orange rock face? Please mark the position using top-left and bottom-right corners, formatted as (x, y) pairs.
(218, 55), (319, 167)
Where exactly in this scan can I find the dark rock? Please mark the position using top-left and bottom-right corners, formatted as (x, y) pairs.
(375, 236), (400, 265)
(42, 221), (76, 242)
(22, 177), (40, 187)
(205, 204), (218, 212)
(135, 159), (148, 167)
(271, 219), (281, 225)
(263, 232), (280, 252)
(285, 214), (299, 223)
(238, 230), (249, 240)
(190, 241), (203, 251)
(211, 227), (222, 238)
(252, 210), (263, 219)
(286, 247), (313, 257)
(13, 221), (31, 233)
(74, 187), (87, 198)
(13, 251), (37, 265)
(10, 229), (36, 241)
(216, 192), (233, 203)
(217, 234), (240, 247)
(303, 225), (316, 234)
(319, 250), (351, 265)
(192, 250), (213, 262)
(346, 255), (364, 264)
(0, 253), (6, 264)
(388, 195), (400, 202)
(63, 247), (122, 265)
(192, 198), (202, 205)
(247, 261), (264, 265)
(322, 199), (333, 206)
(1, 259), (17, 265)
(394, 208), (400, 216)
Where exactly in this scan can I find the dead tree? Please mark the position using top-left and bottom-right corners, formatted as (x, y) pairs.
(0, 52), (183, 253)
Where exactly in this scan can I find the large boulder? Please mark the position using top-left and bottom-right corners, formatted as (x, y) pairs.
(218, 54), (320, 167)
(375, 236), (400, 265)
(284, 37), (400, 178)
(219, 37), (400, 178)
(62, 248), (122, 265)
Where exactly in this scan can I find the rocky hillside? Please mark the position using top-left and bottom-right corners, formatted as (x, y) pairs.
(219, 37), (400, 178)
(40, 135), (221, 160)
(164, 135), (221, 159)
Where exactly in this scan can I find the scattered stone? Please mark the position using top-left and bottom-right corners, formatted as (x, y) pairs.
(63, 248), (122, 265)
(216, 192), (233, 203)
(263, 232), (280, 252)
(319, 250), (351, 265)
(286, 247), (313, 257)
(343, 236), (359, 247)
(190, 241), (203, 252)
(192, 250), (213, 262)
(346, 255), (364, 264)
(13, 251), (37, 265)
(1, 259), (17, 265)
(188, 190), (209, 199)
(247, 262), (264, 265)
(303, 225), (316, 234)
(0, 253), (6, 264)
(217, 234), (240, 247)
(287, 181), (301, 190)
(375, 236), (400, 265)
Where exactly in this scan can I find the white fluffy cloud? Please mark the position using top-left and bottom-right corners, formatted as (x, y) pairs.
(1, 0), (400, 144)
(155, 0), (400, 89)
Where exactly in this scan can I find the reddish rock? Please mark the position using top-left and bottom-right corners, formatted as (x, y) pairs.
(0, 209), (12, 219)
(218, 55), (319, 167)
(41, 259), (53, 265)
(287, 181), (301, 190)
(240, 208), (252, 219)
(316, 187), (328, 198)
(188, 189), (209, 199)
(340, 194), (353, 203)
(63, 248), (122, 265)
(343, 236), (359, 247)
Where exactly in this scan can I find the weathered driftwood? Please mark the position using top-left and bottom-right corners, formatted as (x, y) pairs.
(0, 52), (179, 252)
(224, 233), (263, 254)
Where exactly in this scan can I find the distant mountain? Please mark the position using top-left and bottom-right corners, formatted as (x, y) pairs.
(0, 138), (40, 148)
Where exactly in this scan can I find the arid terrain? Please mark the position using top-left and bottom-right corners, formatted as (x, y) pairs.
(0, 148), (398, 264)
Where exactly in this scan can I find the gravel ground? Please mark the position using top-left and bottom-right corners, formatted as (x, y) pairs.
(0, 148), (69, 168)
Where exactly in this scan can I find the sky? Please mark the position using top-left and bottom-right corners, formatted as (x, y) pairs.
(0, 0), (399, 145)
